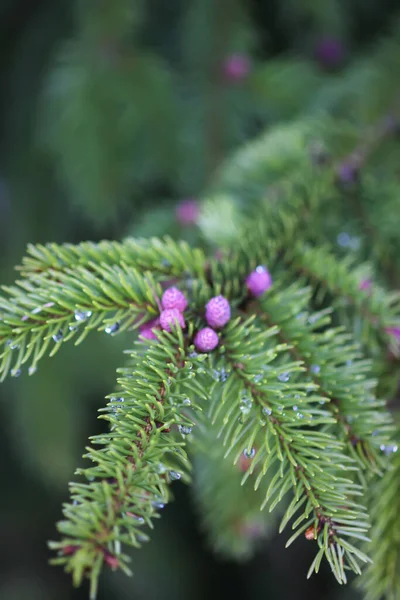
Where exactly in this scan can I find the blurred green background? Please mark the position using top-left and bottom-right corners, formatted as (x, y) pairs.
(1, 1), (399, 598)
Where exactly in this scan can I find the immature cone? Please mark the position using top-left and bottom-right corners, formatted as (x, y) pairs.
(176, 198), (199, 225)
(246, 266), (272, 297)
(161, 286), (188, 312)
(194, 327), (219, 352)
(315, 37), (344, 68)
(385, 326), (400, 341)
(139, 317), (160, 341)
(223, 54), (251, 81)
(359, 279), (372, 292)
(160, 308), (186, 332)
(205, 295), (231, 329)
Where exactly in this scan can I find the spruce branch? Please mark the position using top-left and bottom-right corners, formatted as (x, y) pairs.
(284, 243), (400, 355)
(16, 238), (207, 282)
(358, 446), (400, 600)
(210, 316), (372, 583)
(49, 328), (204, 598)
(257, 282), (393, 473)
(0, 263), (163, 379)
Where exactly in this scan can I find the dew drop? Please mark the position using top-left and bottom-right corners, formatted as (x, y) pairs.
(262, 406), (272, 416)
(137, 533), (149, 543)
(278, 372), (290, 382)
(293, 405), (298, 411)
(28, 365), (37, 376)
(179, 425), (193, 435)
(254, 374), (263, 383)
(52, 330), (63, 343)
(156, 463), (167, 474)
(310, 364), (320, 374)
(337, 232), (351, 247)
(75, 310), (92, 322)
(105, 322), (120, 334)
(31, 306), (42, 315)
(182, 398), (191, 406)
(129, 514), (145, 524)
(244, 447), (256, 458)
(380, 444), (398, 455)
(296, 412), (304, 419)
(152, 500), (165, 510)
(189, 352), (199, 359)
(256, 265), (266, 273)
(169, 470), (181, 481)
(11, 368), (21, 378)
(239, 395), (252, 415)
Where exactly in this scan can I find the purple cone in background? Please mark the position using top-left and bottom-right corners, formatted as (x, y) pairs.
(315, 37), (344, 68)
(223, 54), (251, 81)
(176, 198), (200, 225)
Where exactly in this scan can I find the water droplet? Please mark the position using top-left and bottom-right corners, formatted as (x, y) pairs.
(169, 470), (181, 481)
(137, 533), (149, 543)
(189, 352), (199, 359)
(75, 310), (92, 322)
(380, 444), (398, 455)
(278, 372), (290, 382)
(69, 324), (78, 332)
(28, 365), (37, 376)
(310, 364), (320, 374)
(31, 306), (42, 314)
(52, 330), (63, 343)
(262, 406), (272, 416)
(256, 265), (266, 273)
(337, 232), (351, 247)
(178, 425), (193, 435)
(244, 447), (256, 458)
(105, 322), (120, 334)
(182, 398), (191, 406)
(128, 514), (145, 524)
(293, 405), (298, 411)
(152, 500), (165, 510)
(11, 368), (21, 378)
(296, 312), (307, 320)
(254, 374), (263, 383)
(296, 412), (304, 419)
(239, 395), (252, 415)
(156, 463), (167, 474)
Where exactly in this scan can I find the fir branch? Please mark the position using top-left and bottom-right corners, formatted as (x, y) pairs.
(49, 328), (204, 598)
(257, 282), (393, 472)
(0, 263), (162, 379)
(209, 316), (371, 583)
(16, 237), (207, 282)
(284, 242), (400, 354)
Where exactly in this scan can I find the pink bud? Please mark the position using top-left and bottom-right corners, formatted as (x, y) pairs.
(139, 317), (160, 341)
(359, 279), (372, 292)
(161, 287), (188, 312)
(176, 198), (200, 225)
(194, 327), (219, 352)
(160, 308), (186, 332)
(385, 327), (400, 341)
(246, 266), (272, 297)
(205, 296), (231, 329)
(315, 37), (344, 68)
(223, 54), (251, 81)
